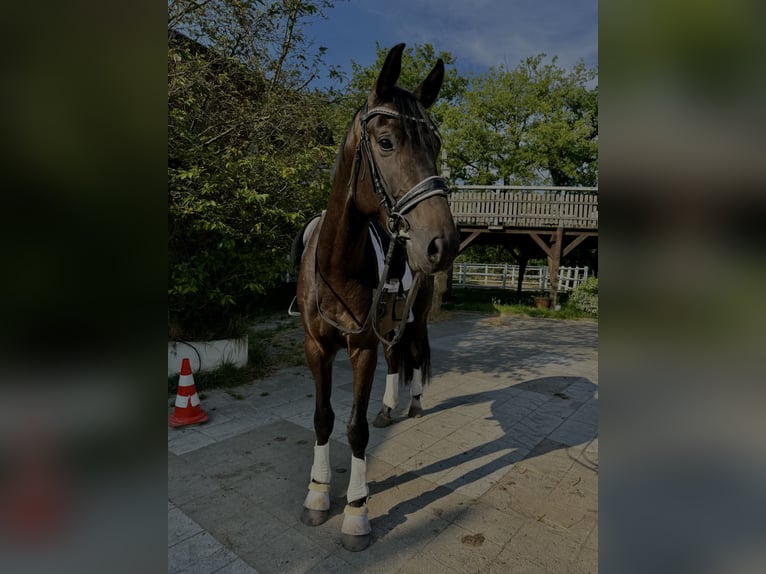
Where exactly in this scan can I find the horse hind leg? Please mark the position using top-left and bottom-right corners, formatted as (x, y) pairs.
(408, 367), (425, 418)
(372, 335), (398, 428)
(406, 324), (431, 419)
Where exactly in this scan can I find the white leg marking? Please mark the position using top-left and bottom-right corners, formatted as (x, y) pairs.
(410, 367), (423, 397)
(382, 373), (399, 409)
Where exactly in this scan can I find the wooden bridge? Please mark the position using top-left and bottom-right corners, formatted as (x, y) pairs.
(446, 185), (598, 303)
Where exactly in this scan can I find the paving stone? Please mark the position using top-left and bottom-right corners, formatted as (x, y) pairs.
(168, 531), (239, 574)
(501, 518), (584, 573)
(168, 504), (205, 547)
(168, 428), (218, 455)
(168, 314), (598, 573)
(212, 557), (260, 573)
(418, 522), (505, 573)
(238, 527), (330, 574)
(548, 418), (598, 447)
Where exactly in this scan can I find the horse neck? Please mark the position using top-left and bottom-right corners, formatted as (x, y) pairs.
(317, 158), (372, 278)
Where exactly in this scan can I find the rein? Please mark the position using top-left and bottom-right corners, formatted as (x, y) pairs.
(313, 102), (448, 348)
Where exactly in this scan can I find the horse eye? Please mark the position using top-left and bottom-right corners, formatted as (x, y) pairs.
(378, 138), (394, 151)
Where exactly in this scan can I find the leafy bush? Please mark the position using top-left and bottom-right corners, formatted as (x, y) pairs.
(568, 276), (598, 316)
(167, 8), (336, 340)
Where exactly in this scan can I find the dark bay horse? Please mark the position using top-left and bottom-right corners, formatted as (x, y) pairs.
(294, 43), (459, 551)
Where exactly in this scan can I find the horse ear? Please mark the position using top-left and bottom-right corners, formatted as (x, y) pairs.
(375, 43), (406, 102)
(414, 58), (444, 108)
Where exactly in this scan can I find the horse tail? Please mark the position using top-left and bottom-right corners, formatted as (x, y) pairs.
(290, 226), (306, 275)
(395, 323), (432, 388)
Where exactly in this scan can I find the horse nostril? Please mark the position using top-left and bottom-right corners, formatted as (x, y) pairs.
(428, 237), (445, 263)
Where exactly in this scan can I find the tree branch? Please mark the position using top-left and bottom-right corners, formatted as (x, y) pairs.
(269, 3), (299, 94)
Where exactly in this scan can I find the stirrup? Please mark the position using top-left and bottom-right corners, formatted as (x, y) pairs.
(288, 296), (301, 317)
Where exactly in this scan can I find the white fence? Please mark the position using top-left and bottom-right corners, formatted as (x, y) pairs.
(453, 262), (590, 292)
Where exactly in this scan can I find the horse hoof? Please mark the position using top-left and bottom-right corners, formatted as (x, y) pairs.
(301, 507), (330, 526)
(407, 404), (423, 418)
(341, 532), (371, 552)
(372, 410), (393, 428)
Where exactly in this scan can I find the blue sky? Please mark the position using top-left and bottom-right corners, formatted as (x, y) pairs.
(306, 0), (597, 86)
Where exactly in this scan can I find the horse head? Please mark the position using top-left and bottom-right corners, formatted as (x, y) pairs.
(352, 43), (459, 275)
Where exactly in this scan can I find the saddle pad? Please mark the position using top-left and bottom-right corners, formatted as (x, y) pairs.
(305, 213), (413, 295)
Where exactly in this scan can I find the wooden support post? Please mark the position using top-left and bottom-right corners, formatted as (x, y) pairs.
(508, 246), (529, 297)
(548, 226), (564, 306)
(517, 257), (528, 297)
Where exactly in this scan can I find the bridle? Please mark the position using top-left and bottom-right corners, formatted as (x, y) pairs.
(355, 102), (450, 235)
(313, 100), (450, 347)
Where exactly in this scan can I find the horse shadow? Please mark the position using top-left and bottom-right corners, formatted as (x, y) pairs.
(366, 375), (598, 539)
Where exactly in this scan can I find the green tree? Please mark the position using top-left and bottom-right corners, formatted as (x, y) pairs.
(442, 55), (597, 186)
(168, 0), (338, 339)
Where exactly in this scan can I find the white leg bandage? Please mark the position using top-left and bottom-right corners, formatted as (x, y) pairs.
(310, 442), (331, 484)
(410, 367), (423, 397)
(382, 373), (399, 409)
(343, 457), (370, 539)
(346, 455), (368, 503)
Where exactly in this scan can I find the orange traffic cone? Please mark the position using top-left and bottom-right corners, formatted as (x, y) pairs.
(169, 358), (209, 427)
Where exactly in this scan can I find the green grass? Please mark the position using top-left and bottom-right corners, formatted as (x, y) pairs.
(443, 287), (596, 319)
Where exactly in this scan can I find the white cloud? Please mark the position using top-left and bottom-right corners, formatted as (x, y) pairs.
(370, 0), (597, 72)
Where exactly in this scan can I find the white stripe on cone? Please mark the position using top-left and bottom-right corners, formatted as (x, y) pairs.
(178, 374), (195, 388)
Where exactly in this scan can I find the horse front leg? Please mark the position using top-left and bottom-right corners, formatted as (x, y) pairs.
(342, 343), (377, 551)
(372, 334), (398, 428)
(301, 336), (336, 527)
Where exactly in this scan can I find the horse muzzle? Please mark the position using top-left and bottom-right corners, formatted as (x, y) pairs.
(406, 225), (459, 274)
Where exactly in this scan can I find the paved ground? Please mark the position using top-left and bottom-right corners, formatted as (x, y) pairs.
(168, 312), (598, 573)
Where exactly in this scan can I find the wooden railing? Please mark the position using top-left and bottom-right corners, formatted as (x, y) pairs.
(448, 185), (598, 229)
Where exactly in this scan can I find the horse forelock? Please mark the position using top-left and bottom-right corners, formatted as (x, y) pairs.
(388, 88), (440, 156)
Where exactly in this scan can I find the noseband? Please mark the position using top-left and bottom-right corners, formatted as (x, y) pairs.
(355, 102), (450, 235)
